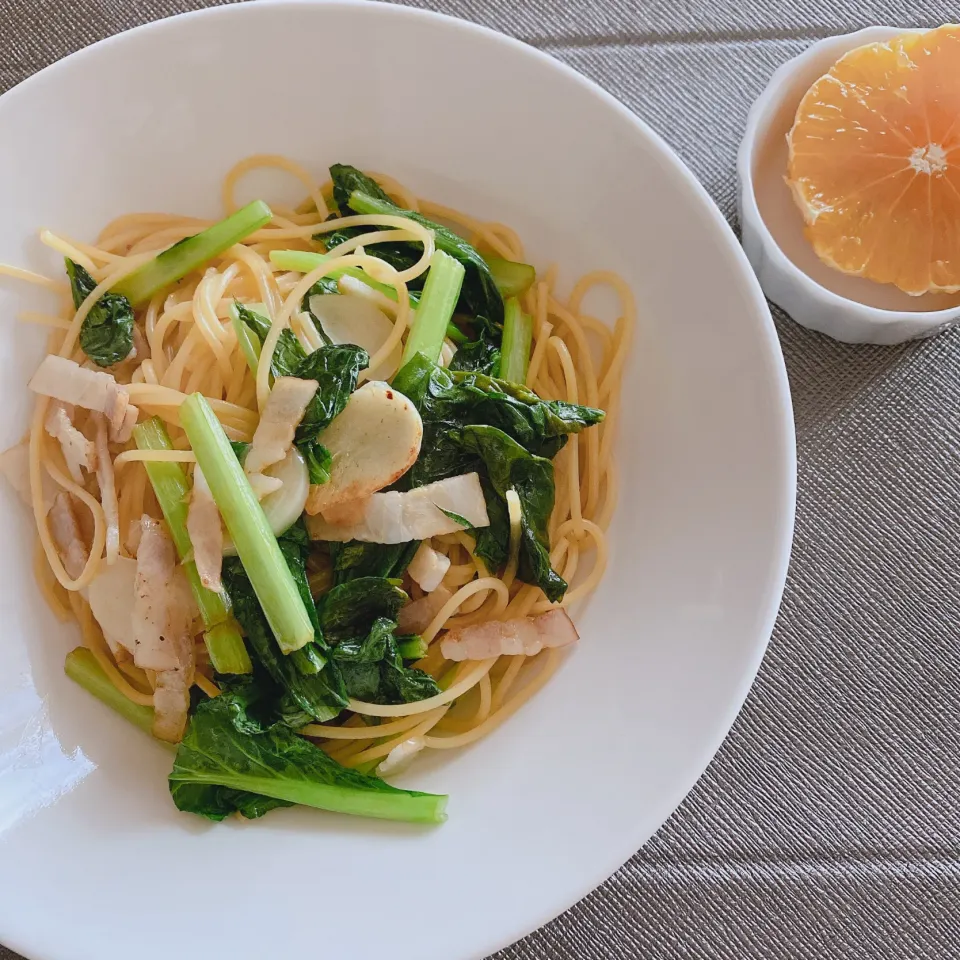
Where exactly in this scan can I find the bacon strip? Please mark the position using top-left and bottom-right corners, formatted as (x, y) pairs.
(186, 466), (223, 591)
(440, 608), (580, 662)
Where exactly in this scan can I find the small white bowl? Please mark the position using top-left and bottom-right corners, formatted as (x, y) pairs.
(738, 27), (960, 345)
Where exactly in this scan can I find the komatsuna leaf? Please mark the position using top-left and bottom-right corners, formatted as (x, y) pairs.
(66, 259), (135, 367)
(448, 336), (501, 376)
(300, 440), (333, 485)
(222, 554), (347, 725)
(292, 343), (369, 445)
(392, 352), (605, 487)
(232, 302), (306, 379)
(328, 540), (420, 585)
(327, 164), (504, 327)
(457, 424), (568, 603)
(331, 616), (441, 704)
(169, 687), (448, 824)
(330, 164), (394, 211)
(169, 676), (296, 820)
(316, 577), (408, 643)
(168, 782), (294, 821)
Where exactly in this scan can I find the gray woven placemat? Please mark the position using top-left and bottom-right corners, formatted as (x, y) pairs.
(2, 2), (959, 958)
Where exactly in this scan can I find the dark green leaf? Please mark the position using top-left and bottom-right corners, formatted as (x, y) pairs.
(233, 302), (271, 342)
(333, 617), (395, 663)
(233, 302), (309, 380)
(381, 655), (441, 703)
(279, 520), (310, 548)
(330, 164), (393, 210)
(222, 553), (347, 725)
(292, 344), (369, 445)
(331, 617), (441, 704)
(230, 440), (250, 464)
(168, 782), (294, 821)
(449, 336), (501, 375)
(327, 164), (504, 327)
(337, 661), (383, 701)
(66, 259), (135, 367)
(457, 425), (567, 602)
(301, 441), (333, 485)
(271, 329), (308, 379)
(328, 540), (420, 585)
(439, 507), (476, 532)
(305, 275), (341, 298)
(392, 353), (604, 487)
(316, 577), (408, 643)
(169, 686), (448, 824)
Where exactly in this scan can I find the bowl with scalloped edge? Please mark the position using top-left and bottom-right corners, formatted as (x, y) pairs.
(0, 3), (795, 959)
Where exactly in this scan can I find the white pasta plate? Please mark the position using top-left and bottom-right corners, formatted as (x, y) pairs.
(0, 3), (795, 959)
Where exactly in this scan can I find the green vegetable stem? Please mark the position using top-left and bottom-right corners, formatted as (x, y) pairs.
(486, 257), (536, 298)
(401, 250), (465, 366)
(113, 200), (272, 306)
(64, 647), (156, 735)
(179, 393), (315, 655)
(228, 301), (263, 375)
(499, 297), (533, 384)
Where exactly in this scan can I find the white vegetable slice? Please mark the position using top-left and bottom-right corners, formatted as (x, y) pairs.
(304, 380), (423, 516)
(440, 608), (580, 661)
(86, 555), (137, 656)
(260, 446), (310, 534)
(223, 447), (310, 555)
(306, 472), (489, 543)
(308, 293), (402, 380)
(408, 542), (451, 594)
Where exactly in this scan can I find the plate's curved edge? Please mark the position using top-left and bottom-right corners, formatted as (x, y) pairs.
(0, 4), (797, 959)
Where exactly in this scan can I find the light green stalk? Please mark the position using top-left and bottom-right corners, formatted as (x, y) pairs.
(180, 394), (315, 654)
(114, 200), (272, 305)
(499, 297), (533, 383)
(401, 250), (465, 366)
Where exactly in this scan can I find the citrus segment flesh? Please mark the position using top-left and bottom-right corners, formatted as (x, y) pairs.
(786, 25), (960, 296)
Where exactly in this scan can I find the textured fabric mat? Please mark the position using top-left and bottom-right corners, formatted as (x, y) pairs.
(1, 2), (959, 958)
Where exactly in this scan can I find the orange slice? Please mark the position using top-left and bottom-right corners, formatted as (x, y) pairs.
(786, 25), (960, 296)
